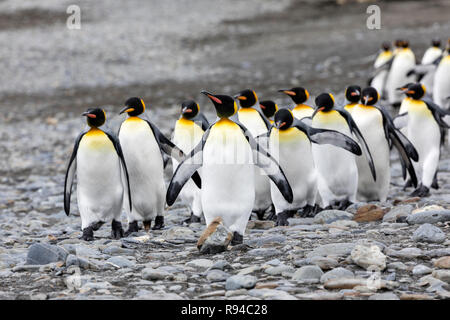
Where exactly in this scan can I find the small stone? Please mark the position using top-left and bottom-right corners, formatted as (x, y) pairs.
(432, 270), (450, 283)
(225, 275), (257, 290)
(320, 267), (354, 283)
(292, 265), (324, 281)
(412, 205), (445, 214)
(197, 218), (233, 254)
(313, 210), (353, 224)
(387, 262), (409, 271)
(206, 269), (230, 282)
(386, 247), (423, 259)
(412, 224), (446, 243)
(406, 210), (450, 225)
(186, 259), (214, 270)
(26, 243), (68, 265)
(246, 220), (275, 230)
(353, 204), (388, 222)
(400, 293), (433, 300)
(163, 226), (195, 240)
(247, 235), (286, 247)
(382, 205), (414, 222)
(106, 256), (135, 269)
(412, 264), (432, 276)
(265, 265), (295, 276)
(65, 254), (79, 267)
(142, 268), (173, 281)
(392, 197), (420, 205)
(433, 256), (450, 269)
(210, 260), (232, 270)
(248, 288), (297, 300)
(368, 292), (399, 300)
(306, 243), (355, 258)
(247, 248), (280, 257)
(351, 245), (386, 271)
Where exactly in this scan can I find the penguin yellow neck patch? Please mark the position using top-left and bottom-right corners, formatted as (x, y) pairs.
(313, 110), (346, 125)
(271, 127), (308, 143)
(81, 128), (114, 151)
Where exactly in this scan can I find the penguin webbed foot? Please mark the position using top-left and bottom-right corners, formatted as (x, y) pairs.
(299, 205), (317, 217)
(152, 216), (165, 230)
(276, 211), (290, 226)
(337, 200), (352, 211)
(80, 226), (94, 241)
(410, 184), (430, 198)
(183, 212), (202, 225)
(403, 178), (413, 191)
(266, 211), (277, 222)
(111, 220), (124, 239)
(124, 221), (140, 237)
(231, 232), (243, 245)
(431, 173), (439, 190)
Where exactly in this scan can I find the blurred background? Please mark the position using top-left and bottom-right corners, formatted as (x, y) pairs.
(0, 0), (449, 213)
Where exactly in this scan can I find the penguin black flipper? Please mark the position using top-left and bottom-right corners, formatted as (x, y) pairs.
(293, 120), (362, 155)
(64, 131), (87, 216)
(192, 112), (211, 132)
(234, 122), (293, 204)
(374, 107), (418, 187)
(103, 130), (133, 211)
(422, 97), (450, 129)
(256, 109), (272, 131)
(336, 109), (377, 181)
(146, 120), (201, 188)
(166, 129), (210, 206)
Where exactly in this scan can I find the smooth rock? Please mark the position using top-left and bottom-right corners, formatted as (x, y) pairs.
(353, 204), (387, 222)
(412, 224), (446, 243)
(225, 275), (257, 290)
(306, 243), (355, 258)
(26, 243), (68, 265)
(247, 235), (286, 247)
(412, 264), (432, 276)
(433, 256), (450, 269)
(163, 227), (195, 240)
(432, 270), (450, 283)
(206, 269), (230, 282)
(248, 288), (297, 300)
(186, 259), (214, 270)
(320, 267), (354, 283)
(106, 256), (135, 269)
(248, 248), (280, 257)
(406, 210), (450, 225)
(292, 265), (324, 281)
(382, 205), (414, 222)
(265, 265), (295, 276)
(246, 220), (275, 230)
(313, 210), (353, 224)
(351, 245), (386, 271)
(142, 268), (173, 281)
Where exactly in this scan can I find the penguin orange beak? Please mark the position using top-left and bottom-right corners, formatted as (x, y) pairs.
(362, 96), (373, 106)
(82, 111), (96, 118)
(235, 95), (247, 101)
(312, 107), (325, 118)
(279, 90), (296, 96)
(119, 106), (135, 114)
(201, 91), (222, 104)
(260, 104), (266, 109)
(275, 121), (286, 129)
(350, 91), (360, 97)
(183, 108), (192, 113)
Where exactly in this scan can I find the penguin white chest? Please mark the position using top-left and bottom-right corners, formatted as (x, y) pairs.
(76, 129), (124, 227)
(238, 108), (268, 136)
(201, 119), (255, 233)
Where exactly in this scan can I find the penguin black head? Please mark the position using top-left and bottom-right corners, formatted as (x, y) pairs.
(259, 100), (278, 119)
(202, 91), (237, 118)
(234, 89), (258, 108)
(345, 85), (362, 103)
(382, 42), (391, 51)
(401, 83), (426, 100)
(274, 108), (294, 131)
(394, 39), (404, 48)
(361, 87), (380, 106)
(314, 93), (335, 113)
(82, 108), (106, 127)
(431, 38), (441, 48)
(401, 40), (410, 48)
(279, 87), (309, 105)
(120, 97), (146, 116)
(181, 100), (199, 119)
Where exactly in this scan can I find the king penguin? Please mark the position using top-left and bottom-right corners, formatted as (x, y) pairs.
(235, 89), (274, 220)
(343, 85), (362, 113)
(118, 97), (201, 234)
(166, 91), (293, 244)
(385, 40), (416, 107)
(64, 108), (132, 241)
(395, 83), (450, 196)
(279, 87), (314, 120)
(369, 42), (393, 99)
(172, 100), (210, 224)
(351, 87), (418, 202)
(259, 100), (278, 124)
(311, 93), (375, 209)
(433, 39), (450, 111)
(266, 108), (361, 225)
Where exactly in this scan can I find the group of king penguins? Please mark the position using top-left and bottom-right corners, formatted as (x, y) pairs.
(64, 39), (450, 245)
